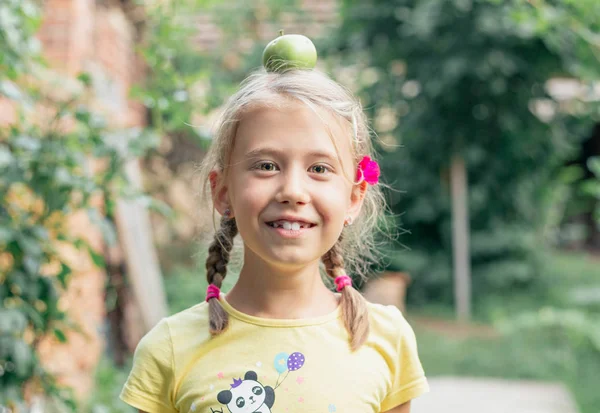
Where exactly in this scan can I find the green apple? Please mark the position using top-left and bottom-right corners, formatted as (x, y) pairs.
(262, 31), (317, 72)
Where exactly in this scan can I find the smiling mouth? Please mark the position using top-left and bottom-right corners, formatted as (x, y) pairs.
(266, 221), (316, 230)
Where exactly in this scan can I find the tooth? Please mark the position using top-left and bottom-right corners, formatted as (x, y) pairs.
(291, 222), (300, 231)
(283, 222), (292, 230)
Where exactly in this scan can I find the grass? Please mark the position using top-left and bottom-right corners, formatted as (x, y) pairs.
(410, 249), (600, 413)
(84, 357), (135, 413)
(413, 322), (600, 413)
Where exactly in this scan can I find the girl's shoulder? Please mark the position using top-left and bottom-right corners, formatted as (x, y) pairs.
(163, 300), (211, 334)
(365, 301), (416, 340)
(137, 301), (211, 349)
(365, 300), (407, 323)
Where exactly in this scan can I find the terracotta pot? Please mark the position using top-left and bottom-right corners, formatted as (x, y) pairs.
(362, 271), (412, 313)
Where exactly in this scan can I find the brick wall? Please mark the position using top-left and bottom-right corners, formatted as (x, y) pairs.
(193, 0), (339, 51)
(30, 0), (146, 402)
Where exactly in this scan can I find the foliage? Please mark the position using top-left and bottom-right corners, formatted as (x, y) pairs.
(415, 249), (600, 413)
(164, 244), (241, 315)
(501, 308), (600, 413)
(135, 0), (302, 149)
(84, 356), (135, 413)
(333, 0), (600, 305)
(0, 0), (41, 80)
(0, 1), (161, 409)
(417, 319), (600, 413)
(409, 246), (600, 413)
(582, 156), (600, 227)
(503, 0), (600, 81)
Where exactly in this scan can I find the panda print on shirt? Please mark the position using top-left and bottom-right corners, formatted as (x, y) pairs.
(216, 371), (274, 413)
(210, 351), (306, 413)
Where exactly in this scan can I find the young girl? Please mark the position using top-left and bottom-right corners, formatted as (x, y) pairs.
(120, 59), (429, 413)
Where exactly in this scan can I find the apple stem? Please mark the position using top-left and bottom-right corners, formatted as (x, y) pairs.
(279, 29), (284, 36)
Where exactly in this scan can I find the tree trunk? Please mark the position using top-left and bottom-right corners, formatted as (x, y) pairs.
(450, 155), (471, 321)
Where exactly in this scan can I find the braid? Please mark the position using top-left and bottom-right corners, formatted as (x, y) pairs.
(322, 234), (370, 351)
(206, 216), (238, 335)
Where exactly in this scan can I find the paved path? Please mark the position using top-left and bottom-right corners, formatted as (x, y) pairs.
(411, 377), (579, 413)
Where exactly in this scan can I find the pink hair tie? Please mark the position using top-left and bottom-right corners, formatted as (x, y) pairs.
(206, 284), (221, 302)
(334, 274), (352, 292)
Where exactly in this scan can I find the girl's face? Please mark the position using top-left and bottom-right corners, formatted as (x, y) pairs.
(213, 100), (366, 271)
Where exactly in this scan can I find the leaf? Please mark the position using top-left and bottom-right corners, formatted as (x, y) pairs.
(0, 80), (23, 101)
(88, 243), (106, 268)
(86, 207), (117, 246)
(126, 128), (161, 156)
(76, 72), (92, 87)
(21, 303), (45, 330)
(89, 246), (106, 268)
(23, 256), (40, 275)
(12, 339), (33, 378)
(56, 263), (72, 289)
(581, 181), (600, 199)
(60, 319), (90, 340)
(53, 328), (67, 343)
(74, 106), (91, 123)
(0, 145), (14, 168)
(0, 227), (14, 243)
(142, 195), (175, 219)
(588, 157), (600, 178)
(17, 234), (43, 257)
(32, 225), (49, 240)
(13, 135), (41, 152)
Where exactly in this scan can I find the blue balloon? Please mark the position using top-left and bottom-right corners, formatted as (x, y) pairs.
(273, 352), (289, 374)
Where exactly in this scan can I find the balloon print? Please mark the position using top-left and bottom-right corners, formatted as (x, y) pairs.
(287, 352), (305, 371)
(273, 352), (290, 374)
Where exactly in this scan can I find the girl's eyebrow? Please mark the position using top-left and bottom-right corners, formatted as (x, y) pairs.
(244, 147), (339, 162)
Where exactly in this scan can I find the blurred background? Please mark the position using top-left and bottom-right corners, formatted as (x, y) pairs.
(1, 0), (599, 412)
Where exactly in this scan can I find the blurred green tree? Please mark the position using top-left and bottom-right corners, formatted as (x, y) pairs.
(583, 156), (600, 226)
(134, 0), (303, 152)
(332, 0), (600, 311)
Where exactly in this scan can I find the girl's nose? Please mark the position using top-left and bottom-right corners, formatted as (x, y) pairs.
(275, 169), (310, 205)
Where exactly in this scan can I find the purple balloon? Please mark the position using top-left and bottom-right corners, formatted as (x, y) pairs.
(287, 352), (305, 371)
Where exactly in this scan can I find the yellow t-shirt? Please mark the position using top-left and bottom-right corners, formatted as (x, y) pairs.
(120, 295), (429, 413)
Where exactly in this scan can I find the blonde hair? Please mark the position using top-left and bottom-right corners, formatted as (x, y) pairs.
(197, 68), (390, 351)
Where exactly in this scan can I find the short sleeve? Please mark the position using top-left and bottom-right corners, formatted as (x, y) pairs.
(380, 310), (429, 412)
(120, 318), (178, 413)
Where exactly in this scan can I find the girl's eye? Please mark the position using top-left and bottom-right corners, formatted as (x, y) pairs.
(309, 164), (331, 174)
(256, 162), (278, 171)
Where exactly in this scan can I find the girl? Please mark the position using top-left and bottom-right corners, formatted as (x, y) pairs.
(120, 62), (429, 413)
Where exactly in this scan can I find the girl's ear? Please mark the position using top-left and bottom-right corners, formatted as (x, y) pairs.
(347, 179), (368, 220)
(209, 170), (232, 217)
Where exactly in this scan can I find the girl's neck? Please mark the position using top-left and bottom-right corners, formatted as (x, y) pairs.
(224, 254), (339, 320)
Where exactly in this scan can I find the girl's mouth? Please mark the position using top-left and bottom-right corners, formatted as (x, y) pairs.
(265, 220), (316, 238)
(266, 220), (316, 230)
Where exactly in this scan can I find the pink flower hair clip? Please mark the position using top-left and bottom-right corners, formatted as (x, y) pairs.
(356, 156), (380, 185)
